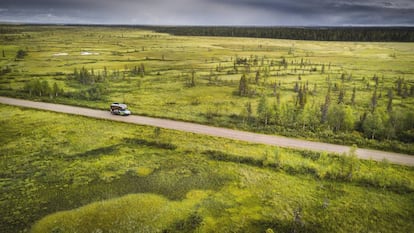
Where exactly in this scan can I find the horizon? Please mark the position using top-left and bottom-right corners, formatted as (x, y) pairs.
(1, 22), (414, 28)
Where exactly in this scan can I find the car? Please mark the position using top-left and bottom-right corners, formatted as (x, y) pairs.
(110, 103), (131, 116)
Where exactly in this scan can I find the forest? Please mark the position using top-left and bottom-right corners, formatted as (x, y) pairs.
(150, 26), (414, 42)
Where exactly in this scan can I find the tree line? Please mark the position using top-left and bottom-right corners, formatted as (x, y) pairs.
(150, 26), (414, 42)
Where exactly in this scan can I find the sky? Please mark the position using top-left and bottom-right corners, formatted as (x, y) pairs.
(0, 0), (413, 26)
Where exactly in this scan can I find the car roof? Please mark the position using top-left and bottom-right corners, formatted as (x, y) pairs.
(111, 103), (127, 108)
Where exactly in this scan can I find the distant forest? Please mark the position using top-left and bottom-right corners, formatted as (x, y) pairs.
(2, 24), (413, 42)
(149, 26), (414, 42)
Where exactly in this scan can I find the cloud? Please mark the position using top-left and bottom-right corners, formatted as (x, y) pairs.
(211, 0), (414, 25)
(0, 0), (413, 25)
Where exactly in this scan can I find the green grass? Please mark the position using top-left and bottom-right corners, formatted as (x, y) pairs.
(31, 192), (205, 233)
(1, 104), (414, 233)
(0, 25), (413, 153)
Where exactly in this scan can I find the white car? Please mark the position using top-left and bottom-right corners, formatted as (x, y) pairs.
(110, 103), (131, 116)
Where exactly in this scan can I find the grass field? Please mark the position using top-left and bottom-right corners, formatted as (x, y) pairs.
(1, 104), (414, 233)
(0, 25), (413, 153)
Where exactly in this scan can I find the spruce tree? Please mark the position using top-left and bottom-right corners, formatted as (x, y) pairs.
(320, 88), (331, 123)
(338, 88), (345, 104)
(351, 87), (356, 105)
(387, 88), (393, 112)
(371, 88), (378, 111)
(239, 74), (248, 96)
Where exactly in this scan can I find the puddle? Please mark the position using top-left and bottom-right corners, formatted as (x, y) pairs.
(53, 53), (68, 56)
(81, 51), (100, 56)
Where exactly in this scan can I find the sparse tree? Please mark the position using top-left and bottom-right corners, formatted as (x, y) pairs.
(351, 87), (356, 105)
(327, 104), (355, 132)
(53, 82), (60, 97)
(294, 82), (299, 92)
(238, 74), (249, 96)
(41, 80), (51, 97)
(371, 88), (378, 111)
(362, 110), (385, 139)
(140, 63), (145, 77)
(257, 95), (271, 126)
(338, 88), (345, 104)
(241, 101), (253, 124)
(396, 78), (403, 96)
(320, 88), (331, 123)
(297, 85), (307, 109)
(190, 70), (196, 87)
(387, 88), (393, 112)
(255, 70), (260, 84)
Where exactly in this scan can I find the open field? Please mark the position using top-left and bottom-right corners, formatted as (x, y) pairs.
(1, 104), (414, 233)
(0, 25), (413, 153)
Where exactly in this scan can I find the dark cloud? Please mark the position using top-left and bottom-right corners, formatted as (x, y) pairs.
(0, 0), (413, 25)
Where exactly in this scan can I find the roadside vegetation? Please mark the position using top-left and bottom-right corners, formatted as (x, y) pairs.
(0, 104), (413, 233)
(0, 25), (413, 154)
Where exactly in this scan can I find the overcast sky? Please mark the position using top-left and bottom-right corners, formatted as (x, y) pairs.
(0, 0), (413, 26)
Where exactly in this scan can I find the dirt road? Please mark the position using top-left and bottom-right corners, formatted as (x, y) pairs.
(1, 96), (413, 166)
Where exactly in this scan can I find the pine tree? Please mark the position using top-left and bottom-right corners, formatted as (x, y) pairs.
(294, 82), (299, 92)
(338, 88), (345, 104)
(140, 63), (145, 77)
(243, 101), (252, 123)
(351, 87), (356, 105)
(320, 88), (331, 123)
(396, 78), (403, 96)
(371, 88), (378, 111)
(190, 70), (196, 87)
(387, 88), (393, 112)
(255, 70), (260, 84)
(297, 85), (307, 109)
(53, 82), (59, 97)
(238, 74), (248, 96)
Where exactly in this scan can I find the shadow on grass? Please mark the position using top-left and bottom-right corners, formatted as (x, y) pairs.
(123, 138), (177, 150)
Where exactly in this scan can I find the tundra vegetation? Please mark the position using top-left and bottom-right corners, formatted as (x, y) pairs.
(0, 25), (414, 232)
(0, 105), (413, 233)
(0, 26), (413, 153)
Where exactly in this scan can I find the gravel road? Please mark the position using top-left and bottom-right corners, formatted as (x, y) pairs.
(1, 96), (413, 166)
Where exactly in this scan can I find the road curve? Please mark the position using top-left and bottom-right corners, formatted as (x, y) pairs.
(1, 96), (413, 166)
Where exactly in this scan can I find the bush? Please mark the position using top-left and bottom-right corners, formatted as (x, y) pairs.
(15, 49), (27, 59)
